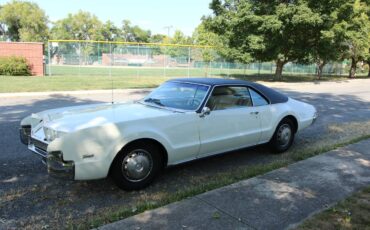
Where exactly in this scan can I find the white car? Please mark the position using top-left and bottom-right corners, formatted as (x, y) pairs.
(20, 78), (317, 190)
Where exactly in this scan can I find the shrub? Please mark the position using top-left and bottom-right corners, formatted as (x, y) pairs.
(0, 56), (31, 76)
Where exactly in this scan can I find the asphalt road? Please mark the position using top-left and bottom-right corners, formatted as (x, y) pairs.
(0, 79), (370, 228)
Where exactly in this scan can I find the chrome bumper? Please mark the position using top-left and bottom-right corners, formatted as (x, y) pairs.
(24, 134), (75, 180)
(312, 112), (318, 125)
(19, 125), (31, 145)
(47, 151), (75, 180)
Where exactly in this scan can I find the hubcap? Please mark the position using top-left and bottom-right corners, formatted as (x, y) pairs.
(277, 124), (292, 147)
(122, 149), (153, 182)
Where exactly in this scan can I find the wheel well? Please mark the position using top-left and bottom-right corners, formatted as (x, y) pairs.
(283, 115), (298, 133)
(109, 138), (168, 174)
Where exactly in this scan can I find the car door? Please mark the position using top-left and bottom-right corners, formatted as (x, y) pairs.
(197, 86), (262, 158)
(248, 87), (273, 144)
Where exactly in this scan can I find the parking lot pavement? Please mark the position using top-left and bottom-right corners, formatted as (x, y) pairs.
(0, 79), (370, 228)
(98, 138), (370, 230)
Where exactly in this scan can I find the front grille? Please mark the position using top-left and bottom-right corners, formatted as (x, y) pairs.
(30, 137), (48, 152)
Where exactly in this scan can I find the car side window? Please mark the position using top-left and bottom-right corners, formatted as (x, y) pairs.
(249, 88), (269, 106)
(206, 86), (252, 111)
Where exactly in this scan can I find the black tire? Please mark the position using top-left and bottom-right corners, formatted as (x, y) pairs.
(111, 141), (163, 190)
(270, 118), (295, 153)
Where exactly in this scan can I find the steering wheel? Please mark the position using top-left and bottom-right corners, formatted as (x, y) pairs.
(186, 98), (201, 108)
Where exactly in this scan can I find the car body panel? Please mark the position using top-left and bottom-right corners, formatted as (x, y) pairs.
(20, 78), (317, 181)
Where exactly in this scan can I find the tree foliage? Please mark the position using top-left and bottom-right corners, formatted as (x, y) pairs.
(205, 0), (370, 78)
(121, 20), (151, 42)
(0, 0), (49, 42)
(192, 23), (223, 62)
(332, 0), (370, 78)
(205, 0), (323, 79)
(162, 30), (192, 58)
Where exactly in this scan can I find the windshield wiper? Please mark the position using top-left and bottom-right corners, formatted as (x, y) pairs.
(144, 98), (165, 107)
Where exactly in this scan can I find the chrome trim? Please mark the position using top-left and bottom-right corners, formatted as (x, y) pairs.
(47, 151), (75, 180)
(19, 125), (31, 145)
(202, 84), (272, 112)
(28, 144), (48, 158)
(122, 149), (153, 182)
(199, 106), (211, 118)
(30, 137), (48, 152)
(312, 112), (318, 124)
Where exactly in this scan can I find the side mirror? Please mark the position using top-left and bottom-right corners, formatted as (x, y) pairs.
(200, 107), (211, 118)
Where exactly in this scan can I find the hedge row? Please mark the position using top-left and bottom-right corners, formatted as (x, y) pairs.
(0, 56), (31, 76)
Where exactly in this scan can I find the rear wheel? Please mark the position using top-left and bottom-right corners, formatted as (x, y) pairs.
(111, 141), (163, 190)
(270, 118), (295, 153)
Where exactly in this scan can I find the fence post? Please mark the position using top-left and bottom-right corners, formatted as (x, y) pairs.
(187, 47), (191, 78)
(258, 62), (261, 76)
(137, 44), (140, 79)
(109, 42), (112, 78)
(78, 42), (81, 77)
(47, 41), (51, 76)
(271, 62), (273, 74)
(163, 50), (166, 78)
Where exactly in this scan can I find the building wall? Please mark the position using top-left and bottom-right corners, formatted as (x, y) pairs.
(0, 42), (44, 76)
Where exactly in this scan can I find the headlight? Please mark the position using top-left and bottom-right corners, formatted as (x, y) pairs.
(43, 127), (66, 142)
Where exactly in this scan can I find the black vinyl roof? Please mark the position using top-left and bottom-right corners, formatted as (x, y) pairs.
(168, 78), (289, 104)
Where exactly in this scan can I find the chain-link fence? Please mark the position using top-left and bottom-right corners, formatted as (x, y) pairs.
(47, 40), (357, 78)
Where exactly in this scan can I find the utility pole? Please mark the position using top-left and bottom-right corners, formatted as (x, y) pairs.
(163, 25), (173, 37)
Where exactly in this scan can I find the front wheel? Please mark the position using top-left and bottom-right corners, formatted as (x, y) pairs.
(270, 119), (295, 153)
(111, 142), (163, 190)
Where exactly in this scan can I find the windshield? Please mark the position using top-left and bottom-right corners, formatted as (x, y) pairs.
(142, 82), (210, 111)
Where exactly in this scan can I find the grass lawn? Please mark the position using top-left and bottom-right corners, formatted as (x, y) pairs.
(0, 65), (368, 93)
(297, 186), (370, 230)
(0, 75), (170, 93)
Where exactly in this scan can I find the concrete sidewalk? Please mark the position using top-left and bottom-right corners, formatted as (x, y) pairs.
(98, 139), (370, 230)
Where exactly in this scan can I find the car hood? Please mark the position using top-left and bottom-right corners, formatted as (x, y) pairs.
(36, 102), (174, 132)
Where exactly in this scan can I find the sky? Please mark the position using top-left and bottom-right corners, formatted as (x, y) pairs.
(0, 0), (213, 36)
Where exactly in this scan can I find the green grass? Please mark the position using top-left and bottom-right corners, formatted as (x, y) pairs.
(0, 75), (170, 93)
(77, 134), (370, 229)
(1, 65), (368, 93)
(297, 186), (370, 230)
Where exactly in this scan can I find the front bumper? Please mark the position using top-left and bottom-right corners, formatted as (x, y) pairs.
(312, 111), (319, 125)
(47, 151), (75, 180)
(19, 125), (31, 145)
(20, 127), (75, 180)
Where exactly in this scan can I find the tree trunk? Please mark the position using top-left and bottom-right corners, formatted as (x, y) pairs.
(316, 60), (326, 80)
(349, 57), (357, 78)
(275, 59), (286, 80)
(367, 61), (370, 78)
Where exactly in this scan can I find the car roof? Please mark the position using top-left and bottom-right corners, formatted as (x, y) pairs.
(167, 77), (289, 104)
(168, 77), (253, 86)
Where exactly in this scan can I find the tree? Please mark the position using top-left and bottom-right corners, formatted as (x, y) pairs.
(51, 11), (104, 64)
(121, 20), (151, 42)
(205, 0), (323, 79)
(332, 0), (370, 78)
(99, 20), (122, 41)
(0, 0), (49, 42)
(163, 30), (192, 58)
(51, 10), (103, 41)
(149, 34), (166, 55)
(305, 0), (347, 79)
(192, 23), (223, 62)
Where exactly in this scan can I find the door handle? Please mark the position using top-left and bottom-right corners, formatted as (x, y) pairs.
(250, 111), (259, 115)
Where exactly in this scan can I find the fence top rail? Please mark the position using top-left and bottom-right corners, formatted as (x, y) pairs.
(48, 40), (214, 48)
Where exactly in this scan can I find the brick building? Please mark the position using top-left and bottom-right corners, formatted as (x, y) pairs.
(0, 42), (44, 76)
